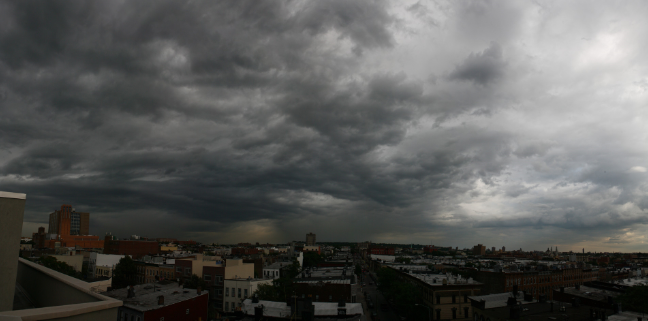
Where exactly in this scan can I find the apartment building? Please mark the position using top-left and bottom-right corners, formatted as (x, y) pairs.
(385, 265), (483, 321)
(202, 258), (255, 314)
(474, 267), (600, 300)
(223, 278), (272, 312)
(88, 252), (125, 279)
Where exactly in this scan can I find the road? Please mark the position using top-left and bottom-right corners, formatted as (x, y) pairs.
(355, 256), (400, 321)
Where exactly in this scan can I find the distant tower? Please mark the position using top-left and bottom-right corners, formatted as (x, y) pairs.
(502, 246), (505, 252)
(306, 232), (316, 246)
(583, 248), (584, 254)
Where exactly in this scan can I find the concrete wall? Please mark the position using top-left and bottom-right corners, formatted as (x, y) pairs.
(0, 258), (121, 321)
(0, 191), (26, 312)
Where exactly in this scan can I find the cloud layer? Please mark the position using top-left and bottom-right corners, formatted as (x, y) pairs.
(2, 0), (648, 251)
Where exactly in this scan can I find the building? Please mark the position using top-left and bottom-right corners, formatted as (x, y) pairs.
(303, 245), (321, 255)
(262, 261), (294, 279)
(370, 247), (395, 255)
(473, 244), (486, 256)
(50, 254), (84, 272)
(48, 205), (90, 236)
(103, 235), (160, 259)
(306, 233), (316, 246)
(31, 204), (104, 249)
(474, 267), (599, 300)
(385, 265), (483, 320)
(174, 254), (224, 281)
(89, 253), (125, 279)
(103, 280), (208, 321)
(202, 259), (255, 314)
(1, 191), (120, 320)
(136, 262), (176, 284)
(31, 226), (46, 248)
(231, 247), (260, 256)
(469, 289), (612, 321)
(223, 278), (273, 312)
(241, 298), (364, 319)
(424, 245), (439, 254)
(293, 266), (357, 304)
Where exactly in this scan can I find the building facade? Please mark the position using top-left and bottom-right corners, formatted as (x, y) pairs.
(48, 205), (90, 236)
(475, 268), (600, 300)
(306, 233), (316, 246)
(103, 236), (160, 259)
(223, 278), (273, 312)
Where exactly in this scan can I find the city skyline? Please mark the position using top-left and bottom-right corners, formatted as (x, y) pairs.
(2, 1), (648, 251)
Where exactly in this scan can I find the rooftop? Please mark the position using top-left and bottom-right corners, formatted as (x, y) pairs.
(468, 292), (535, 309)
(103, 281), (207, 312)
(562, 285), (620, 301)
(241, 299), (363, 318)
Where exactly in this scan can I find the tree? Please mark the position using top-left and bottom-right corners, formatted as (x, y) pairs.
(616, 286), (648, 315)
(395, 257), (412, 264)
(255, 283), (282, 301)
(112, 256), (137, 289)
(39, 256), (81, 279)
(183, 274), (209, 290)
(303, 252), (324, 268)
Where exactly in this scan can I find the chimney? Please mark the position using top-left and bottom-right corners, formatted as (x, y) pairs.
(158, 295), (165, 305)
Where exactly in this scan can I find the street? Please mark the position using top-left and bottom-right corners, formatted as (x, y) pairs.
(355, 256), (400, 321)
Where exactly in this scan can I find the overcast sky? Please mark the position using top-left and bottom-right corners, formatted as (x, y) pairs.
(3, 0), (648, 251)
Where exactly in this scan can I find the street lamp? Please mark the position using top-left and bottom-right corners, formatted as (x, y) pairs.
(415, 304), (431, 321)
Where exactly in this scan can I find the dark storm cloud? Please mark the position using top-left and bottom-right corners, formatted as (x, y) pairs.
(3, 0), (648, 249)
(448, 42), (506, 85)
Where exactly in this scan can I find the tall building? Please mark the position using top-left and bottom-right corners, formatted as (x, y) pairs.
(48, 205), (90, 236)
(32, 204), (103, 249)
(306, 232), (316, 246)
(472, 244), (486, 256)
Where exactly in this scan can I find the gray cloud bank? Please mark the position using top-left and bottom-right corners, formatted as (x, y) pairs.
(2, 0), (648, 250)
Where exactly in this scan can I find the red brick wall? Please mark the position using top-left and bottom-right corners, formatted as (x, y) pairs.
(143, 292), (208, 321)
(104, 240), (160, 259)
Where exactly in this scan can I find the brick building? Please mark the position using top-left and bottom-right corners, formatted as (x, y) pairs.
(104, 281), (208, 321)
(472, 244), (486, 256)
(231, 247), (260, 256)
(136, 262), (175, 284)
(387, 266), (483, 320)
(474, 268), (600, 300)
(103, 236), (160, 259)
(370, 247), (395, 255)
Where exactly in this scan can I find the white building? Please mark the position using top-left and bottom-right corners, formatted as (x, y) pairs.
(223, 278), (273, 312)
(263, 262), (284, 279)
(88, 252), (124, 278)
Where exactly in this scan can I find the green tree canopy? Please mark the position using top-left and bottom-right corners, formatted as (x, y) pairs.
(616, 286), (648, 315)
(39, 256), (81, 279)
(112, 256), (137, 289)
(303, 252), (324, 268)
(183, 274), (209, 290)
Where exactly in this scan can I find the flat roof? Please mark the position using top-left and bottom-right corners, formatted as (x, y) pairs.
(562, 285), (619, 301)
(468, 292), (536, 308)
(0, 191), (26, 199)
(103, 281), (207, 312)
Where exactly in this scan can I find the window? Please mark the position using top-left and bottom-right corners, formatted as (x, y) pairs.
(204, 274), (212, 281)
(185, 267), (191, 276)
(436, 295), (440, 304)
(464, 294), (468, 303)
(226, 287), (229, 296)
(176, 267), (182, 272)
(452, 295), (456, 303)
(244, 289), (248, 297)
(238, 288), (241, 298)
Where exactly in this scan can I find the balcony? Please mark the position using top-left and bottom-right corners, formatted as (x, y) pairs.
(0, 258), (121, 321)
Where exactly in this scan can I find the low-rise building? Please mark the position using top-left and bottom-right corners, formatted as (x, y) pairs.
(50, 253), (84, 272)
(89, 252), (125, 279)
(223, 278), (273, 312)
(103, 280), (208, 321)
